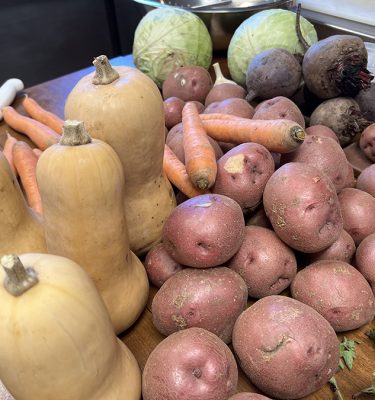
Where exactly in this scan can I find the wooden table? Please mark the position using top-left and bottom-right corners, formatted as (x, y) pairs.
(1, 56), (374, 400)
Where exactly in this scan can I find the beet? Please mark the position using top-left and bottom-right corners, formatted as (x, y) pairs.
(355, 83), (375, 120)
(246, 48), (302, 102)
(302, 35), (374, 99)
(309, 97), (372, 146)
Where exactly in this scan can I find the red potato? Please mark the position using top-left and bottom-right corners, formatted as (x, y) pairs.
(359, 123), (375, 162)
(232, 296), (339, 399)
(144, 243), (184, 288)
(142, 327), (238, 400)
(263, 162), (343, 253)
(301, 229), (356, 265)
(280, 135), (349, 192)
(338, 188), (375, 245)
(245, 206), (272, 229)
(291, 260), (375, 332)
(228, 226), (297, 298)
(343, 162), (356, 189)
(305, 125), (339, 142)
(356, 164), (375, 197)
(204, 98), (255, 119)
(152, 267), (248, 343)
(355, 232), (375, 294)
(213, 143), (275, 212)
(166, 122), (223, 163)
(253, 96), (305, 128)
(162, 66), (213, 103)
(228, 393), (273, 400)
(162, 194), (245, 268)
(164, 98), (205, 130)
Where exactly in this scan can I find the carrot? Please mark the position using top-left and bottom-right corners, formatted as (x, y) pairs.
(32, 148), (43, 158)
(163, 144), (209, 198)
(2, 106), (60, 150)
(22, 95), (64, 134)
(201, 117), (305, 154)
(2, 133), (18, 175)
(199, 113), (244, 121)
(182, 102), (217, 190)
(12, 141), (42, 215)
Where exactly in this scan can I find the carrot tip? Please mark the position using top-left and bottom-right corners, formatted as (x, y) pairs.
(196, 178), (209, 190)
(292, 127), (305, 142)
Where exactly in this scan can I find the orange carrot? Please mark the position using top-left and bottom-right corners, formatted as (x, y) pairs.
(32, 148), (43, 158)
(22, 95), (64, 134)
(12, 141), (42, 215)
(199, 113), (244, 121)
(182, 102), (217, 190)
(201, 118), (305, 153)
(2, 106), (60, 150)
(163, 144), (209, 198)
(2, 133), (18, 175)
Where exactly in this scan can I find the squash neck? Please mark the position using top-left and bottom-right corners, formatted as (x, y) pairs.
(92, 55), (120, 85)
(60, 120), (92, 146)
(1, 255), (38, 296)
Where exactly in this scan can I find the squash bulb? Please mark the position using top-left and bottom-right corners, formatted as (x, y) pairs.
(64, 55), (176, 255)
(0, 253), (141, 400)
(36, 120), (149, 334)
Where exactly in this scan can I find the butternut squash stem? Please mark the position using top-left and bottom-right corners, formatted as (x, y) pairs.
(60, 120), (92, 146)
(92, 55), (119, 85)
(1, 254), (38, 296)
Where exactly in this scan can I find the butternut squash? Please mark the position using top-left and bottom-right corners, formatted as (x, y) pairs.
(36, 120), (149, 334)
(0, 151), (46, 256)
(64, 55), (176, 255)
(0, 253), (141, 400)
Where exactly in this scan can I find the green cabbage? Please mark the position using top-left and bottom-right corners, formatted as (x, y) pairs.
(133, 8), (213, 88)
(228, 9), (318, 86)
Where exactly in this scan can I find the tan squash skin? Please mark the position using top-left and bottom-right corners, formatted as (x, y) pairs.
(0, 152), (47, 256)
(64, 57), (176, 255)
(0, 253), (141, 400)
(36, 123), (149, 334)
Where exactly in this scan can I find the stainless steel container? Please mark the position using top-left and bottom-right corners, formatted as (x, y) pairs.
(131, 0), (295, 50)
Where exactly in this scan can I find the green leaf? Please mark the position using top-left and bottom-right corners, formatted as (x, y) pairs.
(366, 329), (375, 342)
(352, 374), (375, 398)
(329, 376), (345, 400)
(339, 337), (359, 371)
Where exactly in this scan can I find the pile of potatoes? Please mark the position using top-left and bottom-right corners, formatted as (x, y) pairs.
(142, 46), (375, 399)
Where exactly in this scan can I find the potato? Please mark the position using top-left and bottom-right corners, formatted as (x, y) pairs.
(204, 98), (255, 119)
(152, 267), (248, 343)
(343, 162), (356, 189)
(205, 83), (246, 107)
(142, 327), (238, 400)
(263, 162), (343, 253)
(253, 96), (305, 128)
(305, 125), (339, 142)
(356, 164), (375, 197)
(162, 66), (213, 103)
(232, 296), (339, 399)
(245, 206), (272, 229)
(291, 260), (375, 332)
(144, 243), (184, 288)
(166, 122), (223, 163)
(164, 97), (185, 129)
(338, 188), (375, 245)
(355, 232), (375, 294)
(228, 393), (273, 400)
(228, 226), (297, 298)
(162, 194), (245, 268)
(280, 135), (349, 192)
(213, 143), (275, 212)
(301, 229), (356, 265)
(359, 123), (375, 162)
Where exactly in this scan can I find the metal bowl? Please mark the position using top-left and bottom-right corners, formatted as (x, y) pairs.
(131, 0), (295, 50)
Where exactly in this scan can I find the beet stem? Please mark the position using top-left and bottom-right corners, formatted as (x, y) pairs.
(295, 4), (310, 52)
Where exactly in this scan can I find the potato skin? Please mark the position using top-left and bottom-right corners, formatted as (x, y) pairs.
(338, 188), (375, 245)
(355, 232), (375, 294)
(291, 260), (375, 332)
(228, 393), (273, 400)
(263, 162), (343, 253)
(162, 194), (245, 268)
(305, 125), (339, 142)
(359, 123), (375, 162)
(228, 226), (297, 298)
(144, 243), (184, 288)
(232, 296), (339, 399)
(205, 83), (246, 107)
(152, 267), (248, 343)
(280, 135), (348, 192)
(142, 327), (238, 400)
(357, 164), (375, 197)
(204, 98), (255, 119)
(213, 143), (275, 212)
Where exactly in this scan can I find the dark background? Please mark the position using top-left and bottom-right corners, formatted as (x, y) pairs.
(0, 0), (147, 87)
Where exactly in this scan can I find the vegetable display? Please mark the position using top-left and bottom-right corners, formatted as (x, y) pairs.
(0, 78), (24, 120)
(36, 120), (149, 334)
